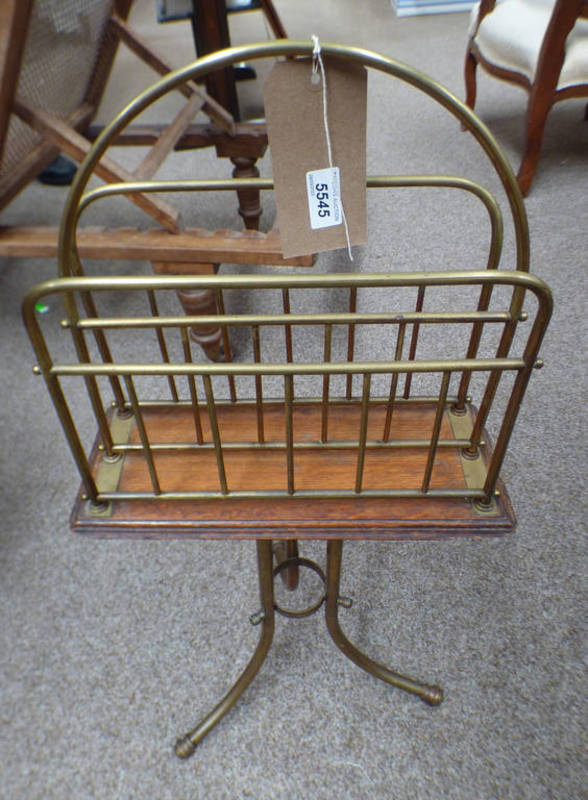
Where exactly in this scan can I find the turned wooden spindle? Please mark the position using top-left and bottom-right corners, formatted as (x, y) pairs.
(230, 155), (262, 231)
(151, 261), (222, 362)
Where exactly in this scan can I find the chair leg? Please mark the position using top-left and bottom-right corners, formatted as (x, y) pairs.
(151, 261), (224, 362)
(176, 284), (224, 362)
(231, 155), (262, 230)
(174, 540), (275, 758)
(464, 49), (478, 110)
(324, 540), (444, 706)
(517, 95), (553, 196)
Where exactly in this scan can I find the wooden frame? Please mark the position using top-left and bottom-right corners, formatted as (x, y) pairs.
(0, 0), (259, 224)
(187, 0), (287, 120)
(0, 0), (35, 168)
(0, 0), (287, 225)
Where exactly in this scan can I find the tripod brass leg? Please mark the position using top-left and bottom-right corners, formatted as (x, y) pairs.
(174, 540), (275, 758)
(325, 540), (444, 707)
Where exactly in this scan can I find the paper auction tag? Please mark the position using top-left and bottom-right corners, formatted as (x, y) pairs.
(263, 57), (367, 259)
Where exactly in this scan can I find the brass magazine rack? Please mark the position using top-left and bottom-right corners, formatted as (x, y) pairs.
(22, 43), (552, 758)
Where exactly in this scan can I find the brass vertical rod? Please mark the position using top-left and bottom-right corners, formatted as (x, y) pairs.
(421, 371), (451, 493)
(383, 372), (399, 442)
(123, 374), (161, 495)
(454, 282), (494, 410)
(174, 540), (275, 758)
(181, 327), (204, 445)
(217, 290), (237, 402)
(202, 374), (228, 494)
(346, 287), (357, 399)
(282, 288), (293, 363)
(284, 374), (295, 495)
(403, 285), (425, 399)
(85, 374), (114, 456)
(383, 322), (406, 441)
(47, 375), (100, 503)
(466, 367), (500, 456)
(468, 322), (521, 453)
(67, 318), (115, 457)
(147, 289), (179, 402)
(80, 291), (126, 410)
(84, 375), (114, 457)
(480, 368), (529, 502)
(23, 298), (100, 502)
(468, 283), (528, 452)
(481, 301), (551, 502)
(321, 323), (333, 443)
(252, 325), (264, 445)
(355, 373), (371, 494)
(325, 541), (443, 705)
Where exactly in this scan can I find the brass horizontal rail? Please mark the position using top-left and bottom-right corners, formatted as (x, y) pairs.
(26, 268), (548, 296)
(77, 173), (501, 198)
(76, 173), (500, 212)
(113, 438), (473, 453)
(23, 271), (553, 331)
(50, 357), (525, 377)
(132, 395), (461, 408)
(75, 309), (515, 330)
(95, 487), (486, 502)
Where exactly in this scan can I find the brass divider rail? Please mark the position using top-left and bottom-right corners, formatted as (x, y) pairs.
(57, 40), (531, 280)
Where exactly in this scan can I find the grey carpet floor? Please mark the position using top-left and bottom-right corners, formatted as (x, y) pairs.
(1, 1), (587, 798)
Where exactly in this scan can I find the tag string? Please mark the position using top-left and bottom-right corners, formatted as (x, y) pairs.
(311, 35), (353, 261)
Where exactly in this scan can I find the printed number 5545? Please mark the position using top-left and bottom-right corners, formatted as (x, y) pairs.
(315, 183), (330, 217)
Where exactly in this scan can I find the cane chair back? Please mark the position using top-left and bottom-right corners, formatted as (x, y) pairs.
(0, 0), (125, 209)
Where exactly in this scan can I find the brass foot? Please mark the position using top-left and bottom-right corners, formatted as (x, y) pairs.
(421, 685), (444, 706)
(174, 736), (196, 759)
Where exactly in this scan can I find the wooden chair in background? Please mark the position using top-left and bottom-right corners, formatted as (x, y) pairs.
(465, 0), (588, 194)
(0, 0), (303, 359)
(2, 0), (220, 226)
